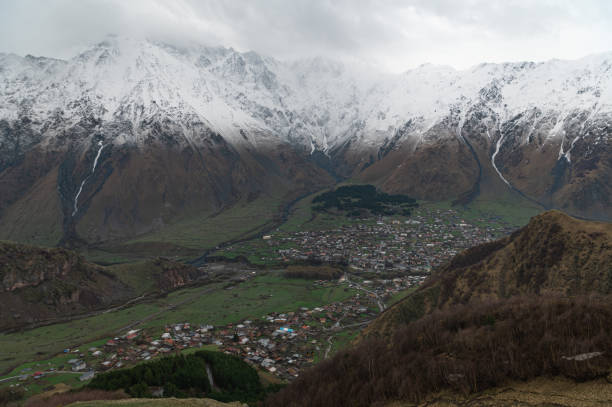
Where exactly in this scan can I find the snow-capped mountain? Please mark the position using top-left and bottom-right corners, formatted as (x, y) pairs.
(2, 37), (610, 151)
(0, 36), (610, 247)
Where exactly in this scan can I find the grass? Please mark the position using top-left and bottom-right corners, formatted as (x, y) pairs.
(422, 189), (543, 228)
(466, 197), (542, 227)
(69, 399), (235, 406)
(141, 273), (358, 328)
(1, 274), (357, 392)
(330, 329), (360, 354)
(129, 195), (283, 251)
(81, 250), (155, 266)
(0, 301), (160, 376)
(278, 190), (322, 233)
(385, 286), (418, 307)
(108, 262), (159, 294)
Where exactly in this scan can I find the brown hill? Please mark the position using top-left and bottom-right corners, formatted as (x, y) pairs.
(267, 296), (612, 407)
(0, 137), (333, 250)
(266, 211), (612, 407)
(351, 116), (612, 221)
(0, 241), (204, 332)
(365, 210), (612, 337)
(387, 376), (612, 407)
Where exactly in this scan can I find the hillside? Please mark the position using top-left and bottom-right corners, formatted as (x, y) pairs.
(67, 399), (245, 407)
(0, 241), (204, 331)
(266, 211), (612, 406)
(366, 210), (612, 336)
(387, 376), (612, 406)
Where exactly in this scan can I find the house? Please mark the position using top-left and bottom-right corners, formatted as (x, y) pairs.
(79, 370), (95, 381)
(72, 361), (87, 371)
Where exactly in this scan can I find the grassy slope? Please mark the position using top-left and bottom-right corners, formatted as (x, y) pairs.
(68, 399), (243, 407)
(423, 188), (543, 228)
(386, 376), (612, 406)
(80, 193), (286, 264)
(129, 195), (282, 250)
(139, 274), (357, 329)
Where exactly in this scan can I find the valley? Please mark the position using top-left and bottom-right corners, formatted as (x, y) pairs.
(0, 30), (610, 407)
(0, 183), (537, 404)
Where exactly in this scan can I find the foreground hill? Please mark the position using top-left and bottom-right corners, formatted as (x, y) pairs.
(388, 376), (612, 406)
(366, 210), (612, 336)
(266, 211), (612, 406)
(67, 399), (245, 407)
(0, 241), (203, 331)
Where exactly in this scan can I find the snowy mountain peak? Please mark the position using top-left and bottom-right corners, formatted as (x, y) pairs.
(0, 37), (611, 156)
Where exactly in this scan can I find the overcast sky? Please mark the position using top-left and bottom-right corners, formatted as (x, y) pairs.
(1, 0), (611, 72)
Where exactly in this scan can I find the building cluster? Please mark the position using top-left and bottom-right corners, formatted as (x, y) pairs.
(41, 272), (423, 382)
(262, 208), (513, 271)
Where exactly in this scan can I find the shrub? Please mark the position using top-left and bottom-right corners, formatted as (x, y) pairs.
(24, 389), (127, 407)
(0, 386), (25, 404)
(267, 295), (612, 407)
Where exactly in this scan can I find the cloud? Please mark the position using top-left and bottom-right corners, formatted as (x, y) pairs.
(0, 0), (610, 72)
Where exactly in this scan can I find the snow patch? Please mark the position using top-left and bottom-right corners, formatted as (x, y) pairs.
(72, 141), (106, 217)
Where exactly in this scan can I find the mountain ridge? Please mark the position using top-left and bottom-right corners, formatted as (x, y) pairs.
(0, 37), (610, 248)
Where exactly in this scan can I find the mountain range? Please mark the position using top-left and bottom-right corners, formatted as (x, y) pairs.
(1, 36), (610, 249)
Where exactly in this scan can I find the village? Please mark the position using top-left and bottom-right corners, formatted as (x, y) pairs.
(2, 207), (517, 393)
(235, 207), (515, 272)
(6, 271), (424, 389)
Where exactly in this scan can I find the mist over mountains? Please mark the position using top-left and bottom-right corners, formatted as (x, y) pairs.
(0, 36), (610, 247)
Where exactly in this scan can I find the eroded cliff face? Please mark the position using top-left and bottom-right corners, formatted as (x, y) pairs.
(150, 257), (205, 291)
(0, 242), (205, 331)
(1, 241), (92, 291)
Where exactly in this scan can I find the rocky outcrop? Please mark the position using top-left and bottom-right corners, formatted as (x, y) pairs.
(150, 258), (205, 291)
(0, 241), (98, 292)
(0, 241), (205, 332)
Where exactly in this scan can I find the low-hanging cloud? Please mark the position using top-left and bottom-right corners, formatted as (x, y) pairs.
(0, 0), (610, 72)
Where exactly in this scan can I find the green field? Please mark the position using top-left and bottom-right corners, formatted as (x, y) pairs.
(0, 274), (356, 382)
(385, 287), (418, 307)
(130, 196), (283, 250)
(425, 187), (543, 228)
(0, 302), (162, 376)
(139, 274), (357, 329)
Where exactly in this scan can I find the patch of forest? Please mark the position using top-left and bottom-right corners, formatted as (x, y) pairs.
(283, 265), (344, 280)
(312, 185), (418, 217)
(88, 350), (281, 403)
